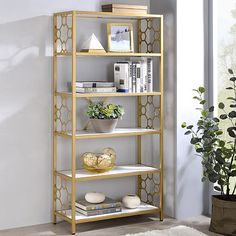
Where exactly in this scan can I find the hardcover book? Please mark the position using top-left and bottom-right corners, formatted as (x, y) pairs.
(68, 81), (115, 88)
(76, 87), (117, 93)
(114, 62), (130, 92)
(76, 207), (121, 216)
(76, 197), (121, 211)
(75, 81), (115, 88)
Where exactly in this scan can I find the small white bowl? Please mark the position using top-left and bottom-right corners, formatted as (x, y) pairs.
(85, 192), (105, 204)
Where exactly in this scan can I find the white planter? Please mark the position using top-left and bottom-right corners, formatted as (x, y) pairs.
(85, 192), (105, 204)
(122, 194), (141, 209)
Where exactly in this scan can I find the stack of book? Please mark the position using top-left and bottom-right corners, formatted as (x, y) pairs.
(114, 58), (153, 93)
(68, 81), (116, 93)
(76, 197), (122, 216)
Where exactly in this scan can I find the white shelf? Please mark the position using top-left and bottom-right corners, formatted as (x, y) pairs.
(56, 203), (159, 223)
(56, 91), (162, 98)
(55, 128), (160, 139)
(57, 164), (160, 181)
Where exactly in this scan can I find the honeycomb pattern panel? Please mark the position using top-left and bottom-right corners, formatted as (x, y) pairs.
(140, 173), (160, 207)
(139, 96), (160, 129)
(139, 18), (161, 53)
(55, 13), (73, 54)
(55, 95), (72, 133)
(55, 176), (72, 213)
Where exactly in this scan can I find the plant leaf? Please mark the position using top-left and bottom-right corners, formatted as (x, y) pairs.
(226, 87), (234, 89)
(227, 97), (236, 101)
(193, 96), (201, 100)
(209, 106), (214, 112)
(196, 148), (204, 153)
(200, 100), (206, 105)
(187, 125), (193, 129)
(227, 127), (236, 138)
(230, 77), (236, 82)
(181, 122), (186, 128)
(214, 186), (221, 192)
(213, 117), (220, 122)
(228, 111), (236, 118)
(184, 130), (191, 135)
(198, 87), (206, 93)
(220, 114), (227, 120)
(218, 102), (225, 109)
(201, 110), (207, 117)
(228, 68), (234, 74)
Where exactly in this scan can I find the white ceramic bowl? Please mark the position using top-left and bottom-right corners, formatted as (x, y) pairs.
(85, 192), (105, 204)
(122, 194), (141, 209)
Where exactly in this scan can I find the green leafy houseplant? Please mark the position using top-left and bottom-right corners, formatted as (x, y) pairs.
(87, 102), (124, 120)
(87, 102), (124, 133)
(182, 69), (236, 235)
(182, 69), (236, 197)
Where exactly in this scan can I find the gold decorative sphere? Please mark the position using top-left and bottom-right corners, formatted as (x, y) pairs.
(81, 148), (116, 173)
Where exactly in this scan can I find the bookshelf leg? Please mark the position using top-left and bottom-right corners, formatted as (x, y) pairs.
(160, 211), (164, 221)
(53, 213), (57, 224)
(71, 222), (76, 235)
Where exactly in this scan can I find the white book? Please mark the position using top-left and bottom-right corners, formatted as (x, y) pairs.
(135, 62), (141, 93)
(147, 58), (153, 92)
(114, 62), (129, 92)
(76, 87), (116, 93)
(141, 59), (148, 92)
(128, 61), (133, 92)
(75, 81), (115, 88)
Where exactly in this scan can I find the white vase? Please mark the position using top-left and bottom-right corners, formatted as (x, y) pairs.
(122, 194), (141, 209)
(85, 192), (105, 204)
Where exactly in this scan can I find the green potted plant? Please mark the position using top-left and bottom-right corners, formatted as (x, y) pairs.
(87, 101), (124, 133)
(182, 69), (236, 235)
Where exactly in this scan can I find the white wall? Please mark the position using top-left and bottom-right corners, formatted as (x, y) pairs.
(176, 0), (206, 218)
(151, 0), (209, 219)
(150, 0), (176, 218)
(0, 0), (150, 230)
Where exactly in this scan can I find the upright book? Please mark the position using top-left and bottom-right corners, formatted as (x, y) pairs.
(114, 62), (130, 92)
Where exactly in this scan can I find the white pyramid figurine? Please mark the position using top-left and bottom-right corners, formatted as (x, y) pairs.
(80, 33), (106, 53)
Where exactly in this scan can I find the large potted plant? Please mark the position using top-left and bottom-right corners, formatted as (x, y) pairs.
(182, 69), (236, 235)
(87, 101), (124, 133)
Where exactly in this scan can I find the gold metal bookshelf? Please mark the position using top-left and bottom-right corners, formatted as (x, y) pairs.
(53, 10), (164, 234)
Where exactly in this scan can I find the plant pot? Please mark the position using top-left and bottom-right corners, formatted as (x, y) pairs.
(209, 195), (236, 235)
(90, 119), (118, 133)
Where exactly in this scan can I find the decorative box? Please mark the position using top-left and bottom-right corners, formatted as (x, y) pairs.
(102, 4), (148, 14)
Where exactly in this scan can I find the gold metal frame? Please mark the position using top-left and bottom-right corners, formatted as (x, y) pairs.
(107, 22), (134, 52)
(53, 10), (164, 234)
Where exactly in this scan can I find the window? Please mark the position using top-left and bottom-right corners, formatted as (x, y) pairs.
(213, 0), (236, 193)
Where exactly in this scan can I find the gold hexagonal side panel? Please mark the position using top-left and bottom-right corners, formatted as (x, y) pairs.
(55, 176), (72, 214)
(139, 96), (160, 129)
(54, 13), (73, 54)
(140, 173), (160, 207)
(139, 18), (161, 53)
(55, 95), (72, 133)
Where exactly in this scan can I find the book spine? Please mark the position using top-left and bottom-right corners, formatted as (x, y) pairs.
(147, 58), (153, 92)
(75, 202), (122, 211)
(136, 62), (141, 93)
(76, 207), (121, 216)
(128, 61), (132, 92)
(141, 59), (148, 92)
(76, 87), (116, 93)
(132, 62), (136, 92)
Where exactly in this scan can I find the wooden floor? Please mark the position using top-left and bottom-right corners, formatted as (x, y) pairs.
(0, 215), (220, 236)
